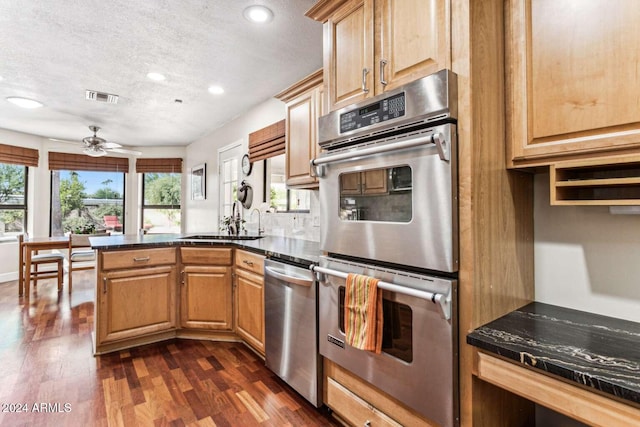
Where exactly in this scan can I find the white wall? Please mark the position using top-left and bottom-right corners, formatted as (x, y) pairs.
(184, 97), (320, 240)
(0, 128), (185, 282)
(534, 172), (640, 322)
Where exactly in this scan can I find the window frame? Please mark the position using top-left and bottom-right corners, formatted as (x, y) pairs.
(0, 163), (28, 235)
(140, 172), (181, 234)
(49, 169), (127, 236)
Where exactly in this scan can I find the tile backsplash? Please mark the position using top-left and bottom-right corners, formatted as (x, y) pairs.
(244, 190), (320, 242)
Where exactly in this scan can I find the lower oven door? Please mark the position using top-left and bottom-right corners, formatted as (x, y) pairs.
(318, 256), (458, 427)
(316, 122), (457, 273)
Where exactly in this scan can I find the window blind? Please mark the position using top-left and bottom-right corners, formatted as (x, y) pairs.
(136, 158), (182, 173)
(0, 143), (39, 167)
(248, 119), (285, 162)
(48, 152), (129, 172)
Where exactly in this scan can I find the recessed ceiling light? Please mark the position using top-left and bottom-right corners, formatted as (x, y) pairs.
(243, 5), (274, 23)
(6, 97), (43, 109)
(208, 85), (225, 95)
(147, 72), (166, 81)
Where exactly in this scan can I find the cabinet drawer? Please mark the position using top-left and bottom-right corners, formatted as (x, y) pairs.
(180, 247), (232, 265)
(235, 249), (265, 275)
(326, 377), (402, 427)
(101, 247), (176, 270)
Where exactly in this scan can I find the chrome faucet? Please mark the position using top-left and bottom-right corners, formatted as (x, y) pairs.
(230, 202), (242, 235)
(250, 208), (264, 235)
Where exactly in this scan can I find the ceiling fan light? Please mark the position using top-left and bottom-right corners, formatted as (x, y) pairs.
(83, 147), (107, 157)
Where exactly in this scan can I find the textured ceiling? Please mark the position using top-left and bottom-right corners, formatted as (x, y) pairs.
(0, 0), (322, 148)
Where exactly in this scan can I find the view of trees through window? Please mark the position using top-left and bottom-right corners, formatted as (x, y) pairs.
(50, 170), (124, 236)
(0, 163), (27, 235)
(142, 173), (181, 233)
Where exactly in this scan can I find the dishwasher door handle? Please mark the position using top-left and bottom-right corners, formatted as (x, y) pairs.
(265, 266), (314, 287)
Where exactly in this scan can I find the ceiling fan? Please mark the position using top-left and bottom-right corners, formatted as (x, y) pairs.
(50, 125), (142, 157)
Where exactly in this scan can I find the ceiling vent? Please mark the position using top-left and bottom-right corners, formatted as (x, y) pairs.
(85, 90), (119, 104)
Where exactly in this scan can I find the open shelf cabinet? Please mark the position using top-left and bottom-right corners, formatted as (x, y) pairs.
(551, 156), (640, 205)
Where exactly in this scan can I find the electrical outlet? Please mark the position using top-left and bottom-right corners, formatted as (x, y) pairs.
(312, 215), (320, 227)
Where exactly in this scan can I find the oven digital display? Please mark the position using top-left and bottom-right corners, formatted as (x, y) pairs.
(359, 102), (380, 115)
(340, 92), (406, 133)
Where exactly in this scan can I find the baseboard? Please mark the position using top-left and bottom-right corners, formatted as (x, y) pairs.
(0, 272), (18, 283)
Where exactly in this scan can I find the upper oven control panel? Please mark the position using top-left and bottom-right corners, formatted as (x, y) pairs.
(318, 69), (457, 148)
(339, 92), (406, 133)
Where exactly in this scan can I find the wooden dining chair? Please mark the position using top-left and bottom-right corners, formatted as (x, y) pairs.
(18, 234), (65, 296)
(67, 231), (109, 293)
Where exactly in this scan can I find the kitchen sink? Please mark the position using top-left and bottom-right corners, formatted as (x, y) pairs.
(179, 234), (264, 241)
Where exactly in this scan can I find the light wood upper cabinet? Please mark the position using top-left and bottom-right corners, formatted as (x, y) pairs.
(325, 0), (374, 110)
(275, 69), (324, 189)
(507, 0), (640, 167)
(310, 0), (450, 112)
(375, 0), (449, 94)
(340, 169), (388, 195)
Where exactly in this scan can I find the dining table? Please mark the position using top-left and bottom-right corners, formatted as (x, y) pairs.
(18, 235), (69, 296)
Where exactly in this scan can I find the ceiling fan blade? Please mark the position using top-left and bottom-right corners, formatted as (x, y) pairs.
(102, 142), (122, 149)
(108, 147), (142, 156)
(48, 137), (81, 145)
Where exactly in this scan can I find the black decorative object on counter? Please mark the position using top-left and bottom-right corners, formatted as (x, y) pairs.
(467, 302), (640, 405)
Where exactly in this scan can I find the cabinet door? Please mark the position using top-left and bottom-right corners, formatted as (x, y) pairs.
(340, 171), (362, 195)
(325, 0), (374, 111)
(181, 265), (233, 330)
(376, 0), (450, 93)
(507, 0), (640, 167)
(286, 87), (320, 187)
(362, 169), (388, 194)
(235, 268), (265, 354)
(99, 266), (176, 344)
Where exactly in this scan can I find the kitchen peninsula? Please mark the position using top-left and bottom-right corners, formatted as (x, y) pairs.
(90, 233), (319, 355)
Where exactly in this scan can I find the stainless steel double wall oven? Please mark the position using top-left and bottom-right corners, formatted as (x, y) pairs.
(311, 70), (459, 427)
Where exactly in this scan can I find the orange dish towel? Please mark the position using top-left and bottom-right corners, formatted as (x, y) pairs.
(344, 273), (383, 353)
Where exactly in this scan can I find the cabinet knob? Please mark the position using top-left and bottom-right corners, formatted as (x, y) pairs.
(364, 421), (371, 427)
(243, 260), (254, 267)
(102, 277), (107, 294)
(362, 68), (370, 93)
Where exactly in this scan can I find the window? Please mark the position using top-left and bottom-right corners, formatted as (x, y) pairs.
(50, 170), (125, 236)
(267, 154), (311, 212)
(0, 163), (28, 235)
(141, 173), (181, 233)
(219, 144), (242, 220)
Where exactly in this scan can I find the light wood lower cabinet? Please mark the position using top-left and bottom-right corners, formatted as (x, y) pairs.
(179, 247), (233, 331)
(96, 248), (178, 352)
(181, 265), (233, 330)
(234, 250), (265, 354)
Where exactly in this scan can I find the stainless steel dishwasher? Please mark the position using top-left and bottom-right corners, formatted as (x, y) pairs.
(264, 258), (321, 407)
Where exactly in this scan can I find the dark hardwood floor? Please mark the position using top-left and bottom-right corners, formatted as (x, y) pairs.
(0, 271), (338, 426)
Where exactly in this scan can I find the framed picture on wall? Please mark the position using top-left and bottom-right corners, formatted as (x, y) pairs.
(192, 163), (206, 200)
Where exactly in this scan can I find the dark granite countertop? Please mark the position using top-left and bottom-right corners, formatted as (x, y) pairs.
(467, 302), (640, 406)
(89, 233), (321, 266)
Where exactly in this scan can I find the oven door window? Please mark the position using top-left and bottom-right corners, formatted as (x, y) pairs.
(339, 165), (412, 222)
(338, 287), (413, 363)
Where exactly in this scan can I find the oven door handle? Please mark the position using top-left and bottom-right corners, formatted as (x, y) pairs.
(265, 266), (314, 287)
(310, 132), (448, 177)
(311, 264), (452, 320)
